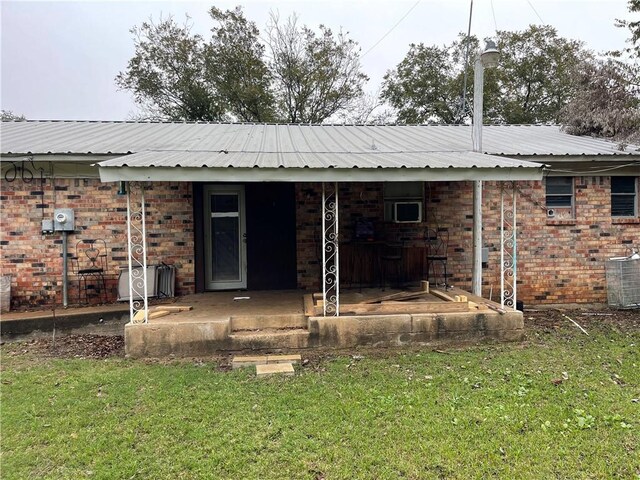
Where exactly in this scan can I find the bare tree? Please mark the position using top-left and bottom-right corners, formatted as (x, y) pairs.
(266, 13), (368, 123)
(333, 91), (396, 124)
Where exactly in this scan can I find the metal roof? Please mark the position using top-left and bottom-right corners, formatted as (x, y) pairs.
(94, 148), (544, 182)
(1, 121), (637, 157)
(98, 149), (539, 169)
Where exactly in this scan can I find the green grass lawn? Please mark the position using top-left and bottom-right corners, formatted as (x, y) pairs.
(1, 315), (638, 479)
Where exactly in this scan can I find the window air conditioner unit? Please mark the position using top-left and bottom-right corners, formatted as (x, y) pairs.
(393, 202), (422, 223)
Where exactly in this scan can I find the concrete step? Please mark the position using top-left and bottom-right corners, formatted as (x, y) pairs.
(256, 362), (295, 377)
(228, 328), (309, 350)
(230, 314), (307, 332)
(232, 354), (302, 369)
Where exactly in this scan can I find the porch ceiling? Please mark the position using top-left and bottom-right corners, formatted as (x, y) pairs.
(98, 150), (544, 182)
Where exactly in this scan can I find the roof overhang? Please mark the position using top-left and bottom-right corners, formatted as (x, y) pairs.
(98, 150), (545, 182)
(98, 165), (544, 182)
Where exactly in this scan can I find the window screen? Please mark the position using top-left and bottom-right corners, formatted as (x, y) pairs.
(611, 177), (637, 217)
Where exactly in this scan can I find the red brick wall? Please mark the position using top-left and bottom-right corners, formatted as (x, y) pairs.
(483, 178), (639, 304)
(295, 183), (323, 290)
(295, 181), (476, 290)
(1, 177), (195, 308)
(294, 179), (639, 305)
(3, 175), (637, 308)
(295, 182), (386, 290)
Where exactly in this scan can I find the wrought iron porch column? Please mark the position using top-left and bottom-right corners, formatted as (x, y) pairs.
(126, 181), (149, 323)
(500, 181), (517, 308)
(322, 182), (339, 316)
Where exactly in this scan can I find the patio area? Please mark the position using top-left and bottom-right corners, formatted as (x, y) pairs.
(125, 286), (524, 357)
(0, 285), (524, 356)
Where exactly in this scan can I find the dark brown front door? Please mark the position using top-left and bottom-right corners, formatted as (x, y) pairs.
(245, 183), (297, 290)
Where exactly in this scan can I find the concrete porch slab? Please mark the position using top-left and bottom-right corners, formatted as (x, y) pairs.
(120, 288), (525, 358)
(228, 328), (310, 350)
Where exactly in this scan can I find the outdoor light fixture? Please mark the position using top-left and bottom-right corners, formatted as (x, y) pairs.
(480, 39), (500, 68)
(472, 39), (500, 153)
(117, 180), (127, 196)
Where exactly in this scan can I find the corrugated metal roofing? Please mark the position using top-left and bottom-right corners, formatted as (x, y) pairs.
(1, 121), (637, 157)
(97, 149), (542, 170)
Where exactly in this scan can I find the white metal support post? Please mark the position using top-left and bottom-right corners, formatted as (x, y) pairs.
(126, 181), (149, 323)
(472, 56), (485, 296)
(500, 181), (517, 308)
(471, 40), (500, 297)
(322, 182), (339, 316)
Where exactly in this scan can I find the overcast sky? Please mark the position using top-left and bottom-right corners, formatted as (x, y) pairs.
(0, 0), (632, 121)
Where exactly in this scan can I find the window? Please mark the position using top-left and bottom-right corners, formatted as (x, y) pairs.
(545, 177), (575, 219)
(383, 182), (423, 222)
(611, 177), (637, 217)
(546, 176), (573, 207)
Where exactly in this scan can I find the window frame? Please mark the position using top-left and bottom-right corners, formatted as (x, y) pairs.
(545, 176), (575, 217)
(383, 182), (424, 223)
(611, 176), (638, 218)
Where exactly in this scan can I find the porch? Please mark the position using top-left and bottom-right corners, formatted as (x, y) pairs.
(94, 124), (542, 356)
(125, 286), (524, 357)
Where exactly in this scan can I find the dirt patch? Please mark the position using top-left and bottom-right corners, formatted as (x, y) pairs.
(524, 307), (640, 334)
(2, 334), (124, 359)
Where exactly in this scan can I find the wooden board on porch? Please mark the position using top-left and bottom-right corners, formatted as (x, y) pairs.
(358, 290), (430, 304)
(434, 287), (508, 312)
(304, 285), (477, 316)
(340, 301), (468, 315)
(304, 296), (469, 316)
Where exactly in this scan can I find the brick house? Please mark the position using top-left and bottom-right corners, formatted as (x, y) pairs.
(1, 121), (638, 311)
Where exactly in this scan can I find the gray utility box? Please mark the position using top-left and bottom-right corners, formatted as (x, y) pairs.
(41, 219), (54, 234)
(605, 256), (640, 308)
(0, 276), (11, 313)
(53, 208), (75, 231)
